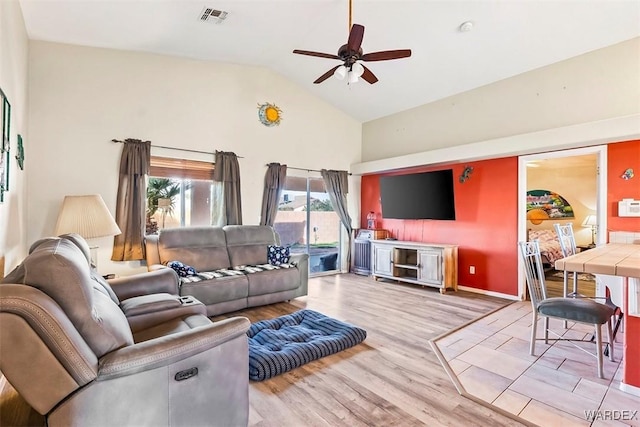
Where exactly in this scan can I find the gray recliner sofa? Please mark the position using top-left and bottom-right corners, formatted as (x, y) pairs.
(0, 234), (250, 427)
(145, 225), (309, 316)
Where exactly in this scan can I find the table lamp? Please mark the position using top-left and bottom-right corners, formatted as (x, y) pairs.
(582, 214), (597, 246)
(54, 194), (121, 268)
(157, 197), (172, 228)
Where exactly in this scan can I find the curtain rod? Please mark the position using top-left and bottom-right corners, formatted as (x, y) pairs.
(111, 139), (243, 158)
(269, 164), (352, 176)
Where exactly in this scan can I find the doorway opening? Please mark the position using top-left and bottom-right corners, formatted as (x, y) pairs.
(517, 145), (607, 299)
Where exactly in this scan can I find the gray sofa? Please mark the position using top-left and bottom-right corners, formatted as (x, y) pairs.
(145, 225), (309, 316)
(1, 234), (250, 427)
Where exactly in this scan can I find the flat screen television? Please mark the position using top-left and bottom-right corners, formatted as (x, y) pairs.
(379, 169), (456, 220)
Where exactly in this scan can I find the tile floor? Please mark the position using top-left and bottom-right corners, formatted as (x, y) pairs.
(432, 301), (640, 426)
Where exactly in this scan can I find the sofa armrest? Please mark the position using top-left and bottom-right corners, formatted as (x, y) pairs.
(108, 268), (180, 301)
(144, 234), (161, 269)
(97, 316), (250, 380)
(122, 295), (207, 333)
(290, 253), (309, 297)
(289, 252), (309, 265)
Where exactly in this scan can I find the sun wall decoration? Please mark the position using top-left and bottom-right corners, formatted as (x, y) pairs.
(526, 189), (575, 225)
(257, 102), (282, 127)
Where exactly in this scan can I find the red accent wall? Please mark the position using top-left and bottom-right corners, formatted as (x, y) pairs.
(607, 140), (640, 232)
(361, 157), (519, 296)
(607, 139), (640, 388)
(361, 139), (639, 385)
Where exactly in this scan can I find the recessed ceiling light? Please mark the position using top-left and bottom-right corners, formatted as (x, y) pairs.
(459, 21), (474, 32)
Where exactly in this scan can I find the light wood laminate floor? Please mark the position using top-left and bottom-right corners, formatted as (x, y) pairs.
(2, 273), (527, 426)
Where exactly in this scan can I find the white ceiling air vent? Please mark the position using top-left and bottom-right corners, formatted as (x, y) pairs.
(199, 7), (228, 24)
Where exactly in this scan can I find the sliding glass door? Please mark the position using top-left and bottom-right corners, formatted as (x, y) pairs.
(273, 175), (342, 276)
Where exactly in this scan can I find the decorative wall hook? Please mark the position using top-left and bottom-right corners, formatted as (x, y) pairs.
(15, 134), (24, 170)
(459, 166), (473, 183)
(621, 168), (634, 180)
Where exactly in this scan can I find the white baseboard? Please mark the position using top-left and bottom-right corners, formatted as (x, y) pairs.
(457, 285), (521, 301)
(620, 381), (640, 398)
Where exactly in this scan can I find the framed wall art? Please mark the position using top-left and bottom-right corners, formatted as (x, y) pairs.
(1, 87), (10, 202)
(526, 189), (575, 224)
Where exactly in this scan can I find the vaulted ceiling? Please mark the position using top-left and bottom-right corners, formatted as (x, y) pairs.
(18, 0), (640, 122)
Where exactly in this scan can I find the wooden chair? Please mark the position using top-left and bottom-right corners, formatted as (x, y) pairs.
(519, 240), (615, 379)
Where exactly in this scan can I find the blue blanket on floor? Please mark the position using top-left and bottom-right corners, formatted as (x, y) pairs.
(247, 309), (367, 381)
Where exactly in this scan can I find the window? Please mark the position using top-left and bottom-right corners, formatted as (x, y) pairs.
(146, 156), (222, 234)
(274, 175), (342, 275)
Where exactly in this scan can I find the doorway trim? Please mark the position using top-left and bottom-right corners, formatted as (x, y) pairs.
(517, 145), (608, 300)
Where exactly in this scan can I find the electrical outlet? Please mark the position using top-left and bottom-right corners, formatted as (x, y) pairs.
(469, 266), (476, 274)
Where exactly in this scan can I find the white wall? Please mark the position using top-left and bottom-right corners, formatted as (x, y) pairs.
(361, 37), (640, 164)
(14, 34), (640, 277)
(0, 1), (29, 277)
(27, 41), (361, 275)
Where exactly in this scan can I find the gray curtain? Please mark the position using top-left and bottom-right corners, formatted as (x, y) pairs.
(214, 151), (242, 225)
(260, 163), (287, 226)
(320, 169), (353, 270)
(111, 139), (150, 261)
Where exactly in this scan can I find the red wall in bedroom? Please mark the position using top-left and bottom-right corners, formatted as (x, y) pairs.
(607, 139), (640, 388)
(360, 157), (519, 296)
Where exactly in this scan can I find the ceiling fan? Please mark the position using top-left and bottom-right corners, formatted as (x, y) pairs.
(292, 0), (411, 84)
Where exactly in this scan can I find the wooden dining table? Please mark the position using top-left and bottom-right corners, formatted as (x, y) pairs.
(555, 243), (640, 278)
(555, 243), (640, 393)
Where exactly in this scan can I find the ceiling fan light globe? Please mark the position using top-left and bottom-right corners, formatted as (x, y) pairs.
(351, 62), (364, 77)
(333, 65), (347, 80)
(348, 71), (359, 84)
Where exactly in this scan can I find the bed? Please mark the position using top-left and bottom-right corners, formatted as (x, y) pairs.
(528, 229), (564, 268)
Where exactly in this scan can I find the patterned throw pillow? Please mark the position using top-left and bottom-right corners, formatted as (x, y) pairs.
(267, 245), (290, 266)
(167, 260), (197, 277)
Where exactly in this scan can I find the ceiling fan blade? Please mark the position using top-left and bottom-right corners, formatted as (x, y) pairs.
(347, 24), (365, 52)
(361, 49), (412, 62)
(314, 65), (341, 84)
(360, 65), (378, 84)
(293, 49), (341, 60)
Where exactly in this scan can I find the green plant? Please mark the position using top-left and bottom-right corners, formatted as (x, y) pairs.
(306, 199), (334, 211)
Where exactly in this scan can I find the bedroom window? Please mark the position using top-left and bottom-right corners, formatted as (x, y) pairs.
(146, 156), (221, 234)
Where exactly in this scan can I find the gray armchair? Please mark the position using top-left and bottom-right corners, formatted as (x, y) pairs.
(0, 235), (250, 426)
